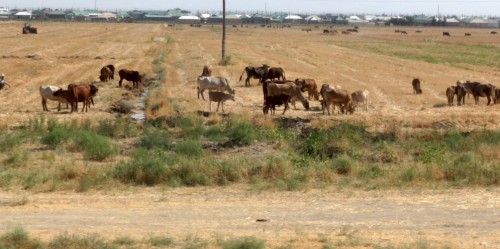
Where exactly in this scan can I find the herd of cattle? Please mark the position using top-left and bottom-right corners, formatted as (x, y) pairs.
(39, 64), (143, 113)
(198, 64), (499, 115)
(446, 80), (499, 106)
(20, 61), (500, 115)
(197, 64), (369, 115)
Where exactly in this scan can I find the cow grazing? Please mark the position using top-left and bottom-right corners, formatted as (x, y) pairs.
(118, 69), (142, 88)
(0, 79), (10, 90)
(265, 67), (286, 81)
(465, 33), (471, 37)
(263, 94), (291, 115)
(197, 76), (235, 101)
(40, 85), (70, 112)
(239, 64), (270, 87)
(494, 88), (500, 104)
(400, 31), (408, 35)
(99, 66), (113, 82)
(455, 84), (467, 105)
(320, 84), (353, 115)
(201, 65), (212, 77)
(264, 81), (310, 111)
(351, 90), (369, 111)
(412, 78), (422, 94)
(472, 83), (495, 105)
(456, 80), (477, 100)
(443, 32), (450, 36)
(446, 86), (456, 106)
(295, 78), (319, 101)
(208, 91), (235, 113)
(53, 84), (98, 112)
(491, 31), (497, 35)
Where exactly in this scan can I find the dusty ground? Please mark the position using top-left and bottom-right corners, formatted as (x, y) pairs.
(1, 187), (499, 248)
(0, 21), (499, 247)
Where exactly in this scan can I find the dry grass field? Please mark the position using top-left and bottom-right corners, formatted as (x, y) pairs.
(0, 21), (499, 248)
(0, 21), (499, 129)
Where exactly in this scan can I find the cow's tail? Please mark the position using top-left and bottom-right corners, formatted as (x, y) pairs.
(282, 71), (286, 80)
(197, 86), (200, 99)
(239, 68), (246, 82)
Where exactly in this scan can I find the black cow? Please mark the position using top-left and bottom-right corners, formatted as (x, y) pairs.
(412, 78), (422, 94)
(239, 64), (270, 87)
(443, 31), (451, 36)
(118, 69), (142, 88)
(265, 67), (286, 82)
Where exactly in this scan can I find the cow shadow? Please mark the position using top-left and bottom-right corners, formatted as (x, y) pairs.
(433, 103), (449, 108)
(196, 110), (231, 118)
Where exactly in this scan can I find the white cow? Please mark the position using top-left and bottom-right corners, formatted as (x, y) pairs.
(351, 90), (369, 111)
(39, 85), (70, 111)
(197, 76), (235, 101)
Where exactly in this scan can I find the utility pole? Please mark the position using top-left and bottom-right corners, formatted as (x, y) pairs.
(222, 0), (226, 62)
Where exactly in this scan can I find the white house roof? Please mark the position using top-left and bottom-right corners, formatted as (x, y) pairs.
(179, 15), (200, 20)
(226, 14), (241, 19)
(446, 18), (460, 23)
(284, 14), (302, 20)
(305, 15), (321, 21)
(15, 11), (32, 16)
(200, 13), (210, 18)
(98, 12), (116, 18)
(470, 18), (487, 24)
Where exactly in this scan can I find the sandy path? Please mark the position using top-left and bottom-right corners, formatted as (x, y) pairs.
(0, 188), (498, 248)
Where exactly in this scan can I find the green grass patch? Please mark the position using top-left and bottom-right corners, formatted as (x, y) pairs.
(0, 226), (43, 249)
(332, 37), (500, 68)
(222, 236), (265, 249)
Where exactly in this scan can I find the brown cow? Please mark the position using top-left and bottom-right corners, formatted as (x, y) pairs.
(53, 84), (98, 112)
(412, 78), (422, 94)
(455, 84), (467, 106)
(495, 88), (500, 104)
(118, 69), (142, 88)
(446, 86), (456, 106)
(295, 78), (319, 101)
(201, 65), (212, 77)
(99, 66), (113, 82)
(320, 84), (353, 115)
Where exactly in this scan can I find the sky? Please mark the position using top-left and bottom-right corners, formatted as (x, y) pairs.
(1, 0), (500, 16)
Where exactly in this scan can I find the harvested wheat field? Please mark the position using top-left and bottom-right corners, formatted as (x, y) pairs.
(0, 21), (499, 248)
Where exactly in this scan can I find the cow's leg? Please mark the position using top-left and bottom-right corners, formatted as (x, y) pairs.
(200, 90), (206, 101)
(42, 99), (48, 111)
(245, 77), (250, 87)
(221, 102), (225, 113)
(209, 100), (212, 112)
(282, 102), (289, 115)
(216, 102), (221, 112)
(118, 78), (123, 87)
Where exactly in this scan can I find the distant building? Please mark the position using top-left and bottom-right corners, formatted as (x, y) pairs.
(0, 7), (10, 19)
(283, 14), (303, 23)
(178, 15), (200, 24)
(47, 10), (67, 20)
(14, 11), (32, 19)
(305, 15), (322, 23)
(469, 18), (489, 28)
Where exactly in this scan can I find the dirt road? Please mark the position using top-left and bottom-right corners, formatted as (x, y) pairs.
(1, 188), (498, 248)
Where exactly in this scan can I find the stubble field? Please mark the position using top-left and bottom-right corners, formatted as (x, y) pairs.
(0, 21), (499, 248)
